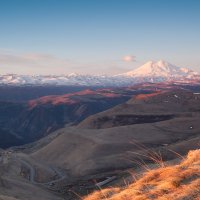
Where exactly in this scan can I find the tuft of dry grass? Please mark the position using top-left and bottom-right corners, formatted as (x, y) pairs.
(84, 149), (200, 200)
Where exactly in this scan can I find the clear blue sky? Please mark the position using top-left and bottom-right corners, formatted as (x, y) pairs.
(0, 0), (200, 75)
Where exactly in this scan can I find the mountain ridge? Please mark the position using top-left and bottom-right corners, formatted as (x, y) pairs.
(0, 60), (199, 86)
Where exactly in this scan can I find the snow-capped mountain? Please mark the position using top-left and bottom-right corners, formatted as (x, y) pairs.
(121, 60), (198, 79)
(0, 74), (130, 87)
(0, 60), (199, 86)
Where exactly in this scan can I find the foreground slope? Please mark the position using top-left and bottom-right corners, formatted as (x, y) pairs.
(84, 149), (200, 200)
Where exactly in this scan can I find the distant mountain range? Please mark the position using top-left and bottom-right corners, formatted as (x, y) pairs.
(0, 60), (199, 86)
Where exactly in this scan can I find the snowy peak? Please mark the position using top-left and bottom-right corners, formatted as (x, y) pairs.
(0, 60), (199, 86)
(123, 60), (198, 78)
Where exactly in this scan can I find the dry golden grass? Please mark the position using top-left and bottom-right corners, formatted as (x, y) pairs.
(84, 149), (200, 200)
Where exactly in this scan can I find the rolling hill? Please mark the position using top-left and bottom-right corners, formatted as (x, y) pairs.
(31, 89), (200, 179)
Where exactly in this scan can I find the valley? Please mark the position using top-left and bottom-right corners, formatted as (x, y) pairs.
(0, 87), (141, 148)
(0, 81), (199, 199)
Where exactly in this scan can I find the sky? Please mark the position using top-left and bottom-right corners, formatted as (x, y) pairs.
(0, 0), (200, 75)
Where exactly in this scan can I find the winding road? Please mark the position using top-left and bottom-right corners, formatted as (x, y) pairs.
(11, 153), (67, 187)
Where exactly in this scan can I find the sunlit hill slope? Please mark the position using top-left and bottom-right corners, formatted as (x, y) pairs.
(84, 149), (200, 200)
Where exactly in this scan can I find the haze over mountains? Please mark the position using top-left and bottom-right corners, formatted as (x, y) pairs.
(0, 60), (199, 86)
(0, 60), (200, 200)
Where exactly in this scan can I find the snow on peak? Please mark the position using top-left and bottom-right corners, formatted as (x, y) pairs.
(122, 60), (198, 79)
(68, 73), (80, 77)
